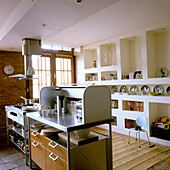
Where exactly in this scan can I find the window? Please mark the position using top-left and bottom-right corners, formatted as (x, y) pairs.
(55, 56), (72, 86)
(32, 54), (51, 98)
(32, 52), (74, 99)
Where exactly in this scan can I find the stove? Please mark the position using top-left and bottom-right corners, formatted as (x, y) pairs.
(5, 105), (37, 126)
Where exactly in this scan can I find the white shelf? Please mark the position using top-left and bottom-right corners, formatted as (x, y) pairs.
(121, 110), (144, 114)
(99, 65), (117, 71)
(93, 77), (170, 85)
(84, 67), (99, 73)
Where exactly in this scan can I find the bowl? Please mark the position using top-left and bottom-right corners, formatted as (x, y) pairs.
(74, 128), (91, 138)
(148, 92), (161, 96)
(33, 123), (46, 131)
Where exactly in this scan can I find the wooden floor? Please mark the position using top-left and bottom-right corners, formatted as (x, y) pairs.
(93, 127), (170, 170)
(0, 127), (170, 170)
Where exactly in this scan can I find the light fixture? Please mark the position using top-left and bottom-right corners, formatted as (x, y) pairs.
(76, 0), (83, 4)
(41, 24), (47, 27)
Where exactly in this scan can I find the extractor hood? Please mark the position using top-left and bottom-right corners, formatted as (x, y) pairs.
(9, 38), (42, 80)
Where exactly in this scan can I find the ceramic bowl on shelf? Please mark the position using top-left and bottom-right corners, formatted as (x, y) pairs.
(74, 128), (91, 138)
(148, 92), (161, 96)
(33, 123), (46, 131)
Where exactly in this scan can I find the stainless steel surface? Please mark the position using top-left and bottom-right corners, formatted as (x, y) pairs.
(27, 112), (84, 132)
(57, 95), (66, 114)
(26, 112), (113, 133)
(21, 96), (35, 105)
(22, 38), (41, 75)
(40, 86), (111, 124)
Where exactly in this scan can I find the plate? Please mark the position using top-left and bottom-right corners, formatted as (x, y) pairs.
(120, 86), (127, 93)
(130, 86), (138, 92)
(130, 85), (138, 95)
(157, 67), (168, 78)
(153, 85), (163, 94)
(141, 85), (150, 95)
(166, 86), (170, 95)
(111, 86), (118, 93)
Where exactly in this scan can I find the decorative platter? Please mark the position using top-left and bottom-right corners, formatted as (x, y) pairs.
(166, 86), (170, 95)
(111, 86), (118, 93)
(130, 85), (138, 92)
(120, 86), (127, 93)
(141, 85), (150, 95)
(130, 85), (138, 95)
(157, 67), (168, 78)
(153, 85), (163, 94)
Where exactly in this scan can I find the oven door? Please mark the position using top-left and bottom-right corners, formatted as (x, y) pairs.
(7, 110), (24, 125)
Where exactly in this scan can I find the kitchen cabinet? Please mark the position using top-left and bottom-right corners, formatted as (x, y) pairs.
(30, 129), (67, 170)
(45, 149), (67, 170)
(30, 138), (46, 169)
(27, 113), (113, 170)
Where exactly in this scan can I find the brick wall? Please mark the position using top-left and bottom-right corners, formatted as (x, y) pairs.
(0, 50), (26, 147)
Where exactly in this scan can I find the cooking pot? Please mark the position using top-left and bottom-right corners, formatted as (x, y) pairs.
(21, 96), (35, 105)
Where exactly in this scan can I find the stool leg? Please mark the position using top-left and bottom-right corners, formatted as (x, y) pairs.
(136, 132), (137, 141)
(138, 132), (141, 148)
(145, 131), (151, 145)
(128, 130), (131, 144)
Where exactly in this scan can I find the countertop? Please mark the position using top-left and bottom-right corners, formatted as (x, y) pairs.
(26, 112), (113, 133)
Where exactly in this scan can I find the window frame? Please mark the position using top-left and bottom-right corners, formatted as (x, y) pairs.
(31, 50), (75, 100)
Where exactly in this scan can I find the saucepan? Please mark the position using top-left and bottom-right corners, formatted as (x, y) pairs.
(21, 96), (35, 105)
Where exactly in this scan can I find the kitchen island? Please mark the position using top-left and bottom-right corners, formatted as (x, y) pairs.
(27, 112), (113, 170)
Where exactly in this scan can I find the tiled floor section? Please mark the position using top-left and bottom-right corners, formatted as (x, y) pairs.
(0, 146), (29, 170)
(0, 146), (40, 170)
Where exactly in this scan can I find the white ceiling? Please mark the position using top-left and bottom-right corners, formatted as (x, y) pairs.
(0, 0), (170, 52)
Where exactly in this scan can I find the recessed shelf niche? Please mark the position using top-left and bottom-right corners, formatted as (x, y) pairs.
(120, 36), (142, 80)
(84, 48), (97, 69)
(111, 100), (118, 109)
(85, 73), (98, 81)
(124, 118), (137, 129)
(122, 100), (144, 112)
(101, 71), (117, 81)
(100, 43), (117, 67)
(149, 102), (170, 132)
(111, 116), (117, 126)
(147, 26), (170, 78)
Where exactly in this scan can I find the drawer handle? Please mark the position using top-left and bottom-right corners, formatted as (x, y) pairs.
(48, 141), (58, 148)
(31, 131), (38, 136)
(32, 141), (39, 147)
(49, 153), (59, 161)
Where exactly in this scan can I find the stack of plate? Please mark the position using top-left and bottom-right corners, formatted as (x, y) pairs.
(40, 127), (61, 136)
